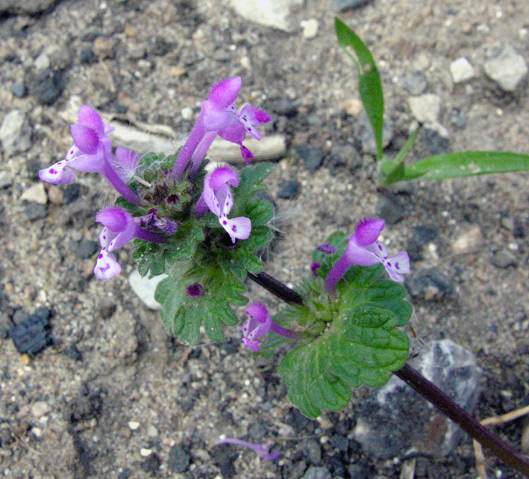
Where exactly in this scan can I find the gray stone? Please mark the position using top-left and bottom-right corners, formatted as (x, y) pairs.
(353, 340), (482, 458)
(376, 194), (403, 225)
(25, 203), (47, 221)
(75, 240), (98, 260)
(484, 45), (528, 92)
(0, 0), (59, 15)
(420, 123), (451, 155)
(278, 180), (300, 199)
(332, 0), (372, 12)
(408, 94), (441, 123)
(30, 68), (64, 105)
(491, 250), (517, 269)
(0, 110), (32, 156)
(0, 171), (13, 189)
(128, 270), (168, 310)
(229, 0), (303, 32)
(407, 268), (453, 301)
(297, 144), (324, 171)
(304, 439), (322, 464)
(11, 82), (26, 98)
(168, 445), (190, 473)
(302, 466), (332, 479)
(402, 71), (428, 96)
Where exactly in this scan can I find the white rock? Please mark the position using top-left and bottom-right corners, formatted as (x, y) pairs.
(229, 0), (303, 32)
(450, 58), (474, 83)
(181, 107), (193, 121)
(31, 401), (50, 419)
(128, 270), (168, 310)
(484, 44), (528, 92)
(451, 226), (484, 254)
(34, 52), (50, 71)
(128, 421), (140, 431)
(302, 19), (319, 39)
(21, 183), (47, 204)
(147, 425), (159, 437)
(140, 448), (152, 457)
(0, 110), (32, 156)
(408, 94), (441, 123)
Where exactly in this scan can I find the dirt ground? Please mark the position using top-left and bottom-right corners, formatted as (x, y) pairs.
(1, 0), (529, 478)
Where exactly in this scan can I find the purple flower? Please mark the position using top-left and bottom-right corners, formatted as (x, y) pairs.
(187, 283), (203, 297)
(138, 209), (177, 235)
(324, 217), (410, 292)
(112, 147), (140, 183)
(317, 243), (337, 254)
(242, 302), (298, 352)
(216, 438), (281, 461)
(94, 207), (166, 280)
(172, 77), (270, 177)
(310, 261), (321, 277)
(201, 165), (251, 243)
(39, 106), (141, 205)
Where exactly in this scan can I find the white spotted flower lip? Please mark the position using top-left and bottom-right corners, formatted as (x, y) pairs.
(202, 165), (251, 243)
(94, 207), (167, 280)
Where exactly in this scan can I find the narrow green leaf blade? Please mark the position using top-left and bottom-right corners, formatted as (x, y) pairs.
(335, 17), (385, 160)
(402, 151), (529, 182)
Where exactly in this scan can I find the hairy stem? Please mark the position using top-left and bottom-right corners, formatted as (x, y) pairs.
(249, 271), (529, 477)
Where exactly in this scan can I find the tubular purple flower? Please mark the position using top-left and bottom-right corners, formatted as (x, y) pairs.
(324, 217), (410, 292)
(201, 165), (251, 243)
(39, 106), (142, 205)
(171, 77), (270, 177)
(242, 302), (298, 352)
(94, 207), (166, 280)
(216, 438), (281, 461)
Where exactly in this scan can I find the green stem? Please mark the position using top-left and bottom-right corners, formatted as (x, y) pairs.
(249, 271), (529, 477)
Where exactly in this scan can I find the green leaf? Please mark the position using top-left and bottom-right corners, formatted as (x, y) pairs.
(245, 199), (275, 227)
(165, 220), (204, 264)
(278, 264), (411, 418)
(235, 163), (275, 210)
(335, 18), (385, 161)
(244, 225), (273, 253)
(154, 262), (242, 345)
(378, 129), (419, 185)
(398, 151), (529, 183)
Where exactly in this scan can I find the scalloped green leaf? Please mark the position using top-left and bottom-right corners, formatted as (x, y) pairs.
(278, 265), (411, 418)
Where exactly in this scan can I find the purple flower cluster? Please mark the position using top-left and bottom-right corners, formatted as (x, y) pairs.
(39, 106), (174, 280)
(39, 78), (270, 281)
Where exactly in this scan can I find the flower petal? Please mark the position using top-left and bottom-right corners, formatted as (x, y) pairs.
(70, 124), (99, 154)
(78, 105), (105, 136)
(383, 251), (410, 282)
(208, 165), (240, 190)
(345, 240), (381, 267)
(94, 251), (121, 280)
(223, 216), (251, 243)
(354, 217), (385, 247)
(113, 147), (140, 182)
(240, 145), (254, 165)
(245, 302), (269, 323)
(202, 109), (237, 131)
(208, 77), (242, 109)
(39, 161), (76, 184)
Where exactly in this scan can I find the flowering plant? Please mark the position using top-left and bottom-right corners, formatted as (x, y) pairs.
(39, 76), (529, 475)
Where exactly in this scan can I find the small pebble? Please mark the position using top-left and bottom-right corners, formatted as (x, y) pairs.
(11, 82), (27, 98)
(278, 180), (300, 199)
(408, 94), (441, 123)
(128, 421), (140, 431)
(181, 107), (193, 120)
(451, 226), (484, 254)
(21, 183), (47, 205)
(491, 250), (517, 269)
(450, 58), (474, 83)
(32, 401), (51, 418)
(140, 448), (152, 457)
(402, 71), (428, 96)
(303, 19), (319, 39)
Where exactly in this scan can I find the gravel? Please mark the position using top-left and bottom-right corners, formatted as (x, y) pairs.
(1, 1), (529, 478)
